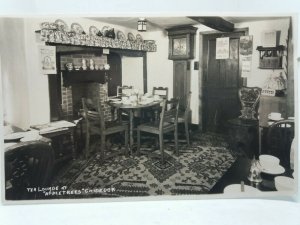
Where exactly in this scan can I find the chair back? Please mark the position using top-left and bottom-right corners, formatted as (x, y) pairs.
(5, 141), (54, 200)
(82, 98), (106, 130)
(238, 87), (261, 120)
(153, 87), (168, 100)
(117, 85), (133, 97)
(159, 99), (179, 130)
(267, 119), (295, 169)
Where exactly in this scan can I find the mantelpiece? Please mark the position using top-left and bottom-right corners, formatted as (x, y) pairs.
(35, 29), (157, 52)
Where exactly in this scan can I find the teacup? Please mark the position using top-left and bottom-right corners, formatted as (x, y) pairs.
(65, 63), (73, 71)
(259, 154), (280, 169)
(269, 112), (281, 120)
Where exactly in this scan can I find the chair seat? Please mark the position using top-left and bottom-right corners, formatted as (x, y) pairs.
(89, 120), (128, 135)
(138, 121), (175, 134)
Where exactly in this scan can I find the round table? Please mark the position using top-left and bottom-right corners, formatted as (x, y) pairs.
(107, 99), (163, 149)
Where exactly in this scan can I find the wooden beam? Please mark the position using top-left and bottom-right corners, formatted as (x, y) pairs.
(188, 17), (234, 32)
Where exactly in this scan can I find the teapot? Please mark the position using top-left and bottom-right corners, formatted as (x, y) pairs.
(248, 157), (262, 183)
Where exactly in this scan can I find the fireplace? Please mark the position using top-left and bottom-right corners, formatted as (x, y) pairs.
(54, 53), (113, 121)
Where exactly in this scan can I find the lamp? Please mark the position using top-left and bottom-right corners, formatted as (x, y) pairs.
(137, 18), (147, 32)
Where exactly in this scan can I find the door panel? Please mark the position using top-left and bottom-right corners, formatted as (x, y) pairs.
(203, 32), (244, 132)
(107, 53), (122, 96)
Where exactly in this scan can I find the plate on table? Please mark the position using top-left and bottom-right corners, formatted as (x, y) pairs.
(55, 19), (69, 31)
(224, 184), (261, 194)
(261, 165), (285, 175)
(110, 99), (122, 103)
(127, 32), (135, 41)
(89, 26), (99, 36)
(4, 132), (26, 141)
(117, 31), (126, 41)
(71, 23), (84, 34)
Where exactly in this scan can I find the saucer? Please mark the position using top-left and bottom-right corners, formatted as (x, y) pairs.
(4, 132), (26, 141)
(268, 115), (284, 121)
(224, 184), (261, 193)
(261, 165), (285, 175)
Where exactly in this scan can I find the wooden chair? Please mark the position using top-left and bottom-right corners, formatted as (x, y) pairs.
(153, 86), (168, 99)
(117, 85), (133, 97)
(81, 98), (129, 160)
(238, 87), (261, 120)
(137, 99), (179, 164)
(267, 119), (294, 169)
(168, 92), (192, 146)
(148, 87), (169, 122)
(5, 141), (54, 200)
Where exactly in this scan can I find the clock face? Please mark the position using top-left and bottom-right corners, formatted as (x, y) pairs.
(173, 38), (187, 55)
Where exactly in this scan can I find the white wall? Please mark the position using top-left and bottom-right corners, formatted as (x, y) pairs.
(8, 17), (142, 128)
(0, 18), (30, 130)
(145, 30), (173, 97)
(122, 56), (143, 92)
(235, 18), (290, 87)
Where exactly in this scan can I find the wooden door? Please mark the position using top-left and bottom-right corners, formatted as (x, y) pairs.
(173, 60), (190, 108)
(107, 52), (122, 96)
(202, 31), (244, 133)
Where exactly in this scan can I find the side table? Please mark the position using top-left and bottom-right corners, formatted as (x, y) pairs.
(227, 118), (259, 158)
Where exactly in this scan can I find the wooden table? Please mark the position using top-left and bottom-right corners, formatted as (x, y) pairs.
(210, 157), (293, 194)
(107, 99), (163, 149)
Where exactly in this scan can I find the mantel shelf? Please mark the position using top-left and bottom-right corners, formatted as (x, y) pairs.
(36, 29), (157, 52)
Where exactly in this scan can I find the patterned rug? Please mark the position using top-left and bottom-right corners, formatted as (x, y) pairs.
(50, 133), (238, 198)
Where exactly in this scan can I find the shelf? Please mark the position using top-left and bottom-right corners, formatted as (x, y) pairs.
(256, 45), (285, 69)
(62, 70), (106, 86)
(36, 29), (157, 52)
(256, 45), (285, 51)
(258, 67), (283, 70)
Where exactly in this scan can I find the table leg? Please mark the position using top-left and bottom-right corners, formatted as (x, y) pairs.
(70, 129), (76, 160)
(129, 109), (134, 150)
(259, 126), (262, 155)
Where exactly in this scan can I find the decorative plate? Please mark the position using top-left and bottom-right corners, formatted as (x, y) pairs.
(89, 26), (99, 36)
(136, 34), (143, 42)
(55, 19), (69, 31)
(101, 26), (111, 37)
(117, 30), (126, 41)
(71, 23), (84, 34)
(127, 32), (135, 41)
(40, 22), (50, 29)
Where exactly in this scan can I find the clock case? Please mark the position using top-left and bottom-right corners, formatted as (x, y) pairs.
(166, 26), (198, 60)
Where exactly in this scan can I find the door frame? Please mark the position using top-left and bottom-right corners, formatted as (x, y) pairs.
(198, 28), (248, 131)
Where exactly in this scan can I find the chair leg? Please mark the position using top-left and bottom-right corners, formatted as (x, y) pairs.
(159, 133), (164, 164)
(85, 129), (90, 158)
(124, 129), (129, 156)
(185, 120), (190, 146)
(100, 134), (105, 161)
(137, 129), (141, 156)
(175, 126), (179, 156)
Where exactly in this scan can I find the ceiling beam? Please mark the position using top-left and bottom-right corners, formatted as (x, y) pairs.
(188, 17), (234, 32)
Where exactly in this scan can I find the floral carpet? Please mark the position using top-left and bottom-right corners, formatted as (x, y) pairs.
(51, 133), (238, 198)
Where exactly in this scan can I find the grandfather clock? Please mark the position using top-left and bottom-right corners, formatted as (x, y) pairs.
(166, 26), (197, 107)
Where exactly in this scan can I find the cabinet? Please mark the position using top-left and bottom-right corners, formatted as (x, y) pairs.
(256, 45), (285, 69)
